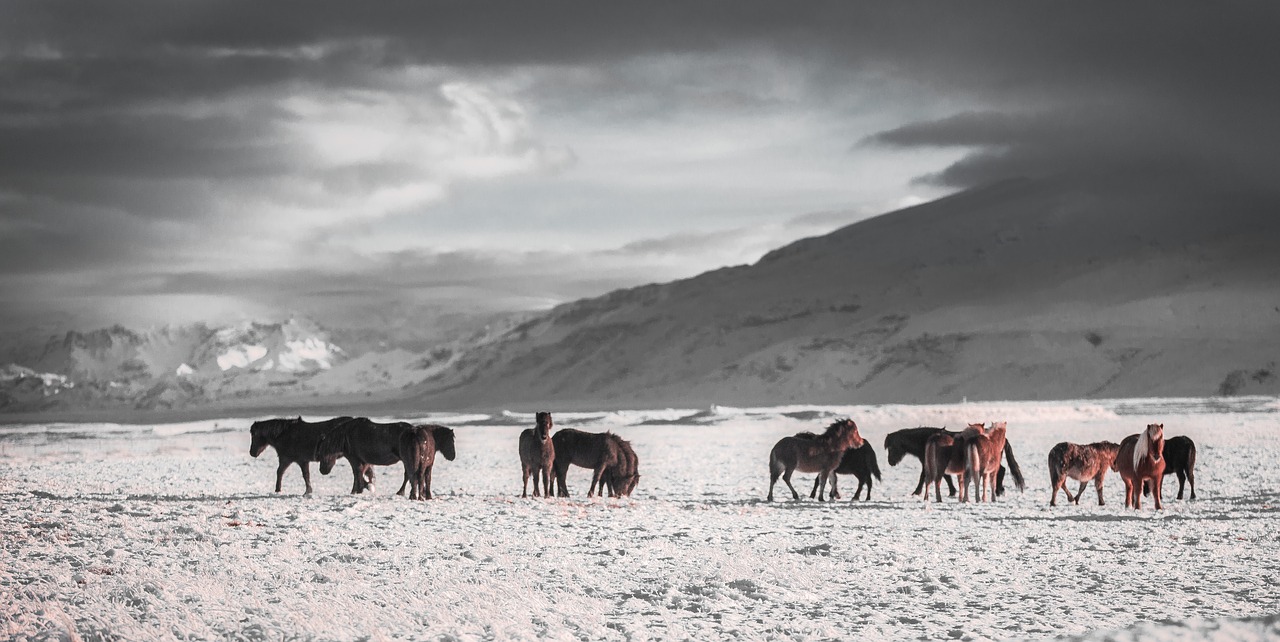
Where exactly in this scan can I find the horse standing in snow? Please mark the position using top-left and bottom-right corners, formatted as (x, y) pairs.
(964, 421), (1019, 503)
(551, 429), (630, 498)
(1144, 435), (1197, 500)
(1047, 441), (1121, 506)
(1114, 423), (1166, 510)
(315, 418), (414, 493)
(804, 439), (882, 501)
(922, 424), (981, 503)
(399, 424), (456, 500)
(885, 427), (1012, 497)
(767, 418), (865, 502)
(606, 436), (640, 498)
(519, 412), (556, 498)
(248, 416), (354, 495)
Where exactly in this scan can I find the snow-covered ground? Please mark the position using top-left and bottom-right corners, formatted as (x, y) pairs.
(2, 398), (1279, 641)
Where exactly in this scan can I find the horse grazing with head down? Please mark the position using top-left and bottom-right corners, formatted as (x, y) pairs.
(315, 418), (414, 493)
(964, 421), (1016, 503)
(248, 416), (354, 495)
(551, 429), (631, 498)
(1114, 423), (1166, 510)
(885, 427), (1014, 497)
(519, 412), (556, 498)
(1144, 435), (1197, 501)
(605, 437), (640, 498)
(1047, 441), (1121, 506)
(398, 424), (456, 500)
(767, 419), (865, 502)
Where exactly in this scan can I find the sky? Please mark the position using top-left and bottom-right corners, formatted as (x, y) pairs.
(1, 2), (1278, 337)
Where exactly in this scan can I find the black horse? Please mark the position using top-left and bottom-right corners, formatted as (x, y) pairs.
(551, 428), (629, 498)
(884, 427), (1017, 497)
(316, 417), (414, 493)
(1144, 435), (1197, 500)
(806, 440), (882, 501)
(249, 416), (354, 495)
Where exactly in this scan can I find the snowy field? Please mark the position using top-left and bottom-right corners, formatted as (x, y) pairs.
(2, 398), (1280, 641)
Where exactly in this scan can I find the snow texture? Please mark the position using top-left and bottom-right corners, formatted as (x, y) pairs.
(2, 398), (1279, 641)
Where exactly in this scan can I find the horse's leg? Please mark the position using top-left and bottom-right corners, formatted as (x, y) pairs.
(397, 460), (411, 497)
(423, 464), (433, 500)
(588, 466), (603, 498)
(865, 474), (873, 501)
(1187, 467), (1196, 500)
(556, 464), (570, 498)
(522, 464), (531, 498)
(825, 472), (838, 501)
(809, 476), (820, 499)
(913, 466), (928, 496)
(1094, 476), (1105, 506)
(1073, 480), (1088, 504)
(782, 467), (801, 501)
(853, 478), (865, 501)
(275, 460), (290, 493)
(365, 465), (376, 493)
(300, 461), (314, 496)
(1153, 475), (1163, 510)
(945, 474), (958, 497)
(1176, 471), (1187, 500)
(541, 467), (552, 499)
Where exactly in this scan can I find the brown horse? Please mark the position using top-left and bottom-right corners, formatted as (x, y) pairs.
(519, 412), (556, 498)
(248, 416), (355, 495)
(964, 421), (1010, 503)
(803, 439), (882, 501)
(1143, 435), (1197, 500)
(1047, 441), (1121, 506)
(315, 418), (414, 493)
(605, 437), (640, 498)
(397, 424), (456, 500)
(767, 419), (865, 502)
(923, 424), (983, 503)
(1114, 423), (1166, 510)
(551, 428), (627, 498)
(885, 426), (1016, 497)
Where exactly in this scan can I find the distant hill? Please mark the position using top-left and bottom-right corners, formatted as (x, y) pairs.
(400, 177), (1280, 409)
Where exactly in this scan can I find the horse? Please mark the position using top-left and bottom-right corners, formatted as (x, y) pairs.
(923, 425), (981, 503)
(767, 418), (865, 502)
(550, 428), (627, 498)
(803, 439), (882, 501)
(885, 427), (1014, 497)
(248, 416), (354, 495)
(605, 436), (640, 498)
(1047, 441), (1120, 506)
(398, 424), (456, 500)
(964, 421), (1011, 503)
(315, 417), (414, 493)
(1144, 435), (1197, 501)
(1114, 423), (1166, 510)
(519, 412), (556, 498)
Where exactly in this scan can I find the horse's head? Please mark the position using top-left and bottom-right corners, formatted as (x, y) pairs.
(960, 423), (986, 439)
(314, 430), (345, 475)
(535, 411), (553, 441)
(989, 421), (1007, 434)
(1146, 423), (1165, 462)
(249, 418), (291, 457)
(434, 426), (457, 461)
(834, 418), (864, 450)
(884, 433), (907, 466)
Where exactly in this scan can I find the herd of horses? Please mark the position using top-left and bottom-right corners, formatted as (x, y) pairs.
(248, 414), (1197, 509)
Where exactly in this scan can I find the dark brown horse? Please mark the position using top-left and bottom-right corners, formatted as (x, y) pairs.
(885, 427), (1015, 497)
(922, 424), (982, 503)
(551, 429), (627, 498)
(1114, 423), (1166, 510)
(316, 418), (414, 493)
(519, 412), (556, 498)
(767, 419), (865, 502)
(249, 416), (354, 495)
(1144, 435), (1197, 500)
(1047, 441), (1121, 506)
(398, 424), (456, 500)
(605, 436), (640, 498)
(803, 439), (882, 501)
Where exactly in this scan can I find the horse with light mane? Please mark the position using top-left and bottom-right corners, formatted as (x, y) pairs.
(1114, 423), (1166, 510)
(1047, 441), (1120, 506)
(767, 419), (865, 502)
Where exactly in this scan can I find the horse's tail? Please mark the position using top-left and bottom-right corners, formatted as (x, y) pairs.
(1047, 450), (1062, 490)
(1003, 441), (1026, 492)
(868, 445), (882, 481)
(964, 441), (981, 494)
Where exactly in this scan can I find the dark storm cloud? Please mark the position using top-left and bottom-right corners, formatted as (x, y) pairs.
(2, 1), (1279, 333)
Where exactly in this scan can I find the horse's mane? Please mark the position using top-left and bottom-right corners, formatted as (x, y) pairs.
(251, 417), (298, 440)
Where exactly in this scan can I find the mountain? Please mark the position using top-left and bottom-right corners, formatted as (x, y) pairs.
(401, 177), (1280, 409)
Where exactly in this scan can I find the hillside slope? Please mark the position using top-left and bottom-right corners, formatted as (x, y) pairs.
(404, 177), (1280, 408)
